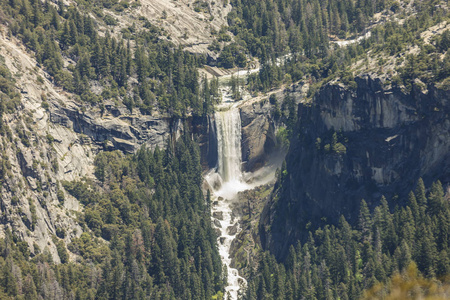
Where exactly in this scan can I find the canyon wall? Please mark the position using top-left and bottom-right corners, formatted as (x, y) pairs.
(260, 75), (450, 259)
(240, 99), (278, 173)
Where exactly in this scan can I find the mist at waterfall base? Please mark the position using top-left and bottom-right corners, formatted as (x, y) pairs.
(205, 83), (283, 299)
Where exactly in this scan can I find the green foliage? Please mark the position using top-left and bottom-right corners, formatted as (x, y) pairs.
(0, 62), (21, 134)
(322, 131), (347, 155)
(0, 0), (211, 117)
(276, 127), (289, 149)
(246, 180), (450, 300)
(55, 239), (69, 264)
(61, 133), (221, 298)
(218, 43), (247, 68)
(56, 189), (65, 203)
(362, 262), (450, 299)
(225, 0), (388, 91)
(0, 132), (220, 299)
(29, 199), (37, 231)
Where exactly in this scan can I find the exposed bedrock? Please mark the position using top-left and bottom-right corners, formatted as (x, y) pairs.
(240, 100), (278, 172)
(260, 75), (450, 259)
(50, 101), (218, 169)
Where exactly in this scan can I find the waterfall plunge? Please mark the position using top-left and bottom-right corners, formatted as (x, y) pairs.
(205, 82), (250, 299)
(214, 109), (251, 200)
(207, 69), (280, 299)
(216, 109), (241, 183)
(208, 106), (248, 300)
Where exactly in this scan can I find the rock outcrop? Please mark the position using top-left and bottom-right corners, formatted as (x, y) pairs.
(240, 99), (277, 172)
(261, 75), (450, 259)
(50, 99), (219, 168)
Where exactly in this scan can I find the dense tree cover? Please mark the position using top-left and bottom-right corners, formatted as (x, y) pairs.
(1, 0), (218, 116)
(226, 0), (450, 93)
(245, 180), (450, 300)
(0, 133), (224, 299)
(216, 0), (389, 89)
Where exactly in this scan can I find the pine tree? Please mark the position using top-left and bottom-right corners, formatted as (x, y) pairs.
(415, 178), (427, 207)
(358, 200), (372, 242)
(428, 181), (444, 216)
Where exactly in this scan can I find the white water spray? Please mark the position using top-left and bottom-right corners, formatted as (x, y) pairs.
(207, 81), (249, 299)
(206, 67), (283, 299)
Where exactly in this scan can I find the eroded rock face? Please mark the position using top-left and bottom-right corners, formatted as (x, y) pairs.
(50, 102), (171, 153)
(240, 100), (277, 172)
(261, 75), (450, 259)
(50, 101), (217, 169)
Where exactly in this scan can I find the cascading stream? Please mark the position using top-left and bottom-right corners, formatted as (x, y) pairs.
(207, 67), (281, 299)
(207, 82), (250, 300)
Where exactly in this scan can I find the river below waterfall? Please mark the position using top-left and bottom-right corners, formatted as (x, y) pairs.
(205, 69), (279, 299)
(205, 84), (249, 299)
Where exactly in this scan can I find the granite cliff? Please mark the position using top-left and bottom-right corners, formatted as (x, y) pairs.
(261, 75), (450, 259)
(240, 98), (278, 173)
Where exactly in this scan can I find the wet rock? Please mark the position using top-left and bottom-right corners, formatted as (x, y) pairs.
(213, 201), (219, 206)
(215, 228), (221, 237)
(227, 223), (239, 235)
(219, 237), (226, 244)
(218, 197), (224, 201)
(213, 219), (222, 228)
(213, 211), (224, 220)
(240, 100), (277, 172)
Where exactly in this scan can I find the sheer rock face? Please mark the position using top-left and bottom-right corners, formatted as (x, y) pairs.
(261, 75), (450, 259)
(50, 102), (172, 153)
(240, 100), (277, 172)
(50, 100), (218, 168)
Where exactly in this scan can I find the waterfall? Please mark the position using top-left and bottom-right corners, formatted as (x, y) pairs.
(216, 109), (242, 183)
(206, 68), (281, 299)
(208, 106), (248, 300)
(205, 81), (249, 299)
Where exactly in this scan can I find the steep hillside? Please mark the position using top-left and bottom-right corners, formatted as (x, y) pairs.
(0, 28), (90, 261)
(237, 1), (450, 298)
(80, 0), (232, 55)
(137, 0), (232, 54)
(0, 27), (224, 300)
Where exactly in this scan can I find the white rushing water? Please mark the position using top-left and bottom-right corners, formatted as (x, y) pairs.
(206, 83), (249, 299)
(206, 67), (283, 299)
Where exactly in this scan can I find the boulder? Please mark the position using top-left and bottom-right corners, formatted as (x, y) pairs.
(213, 211), (224, 220)
(227, 223), (239, 235)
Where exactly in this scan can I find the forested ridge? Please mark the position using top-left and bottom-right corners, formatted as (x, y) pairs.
(216, 0), (388, 90)
(222, 0), (450, 94)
